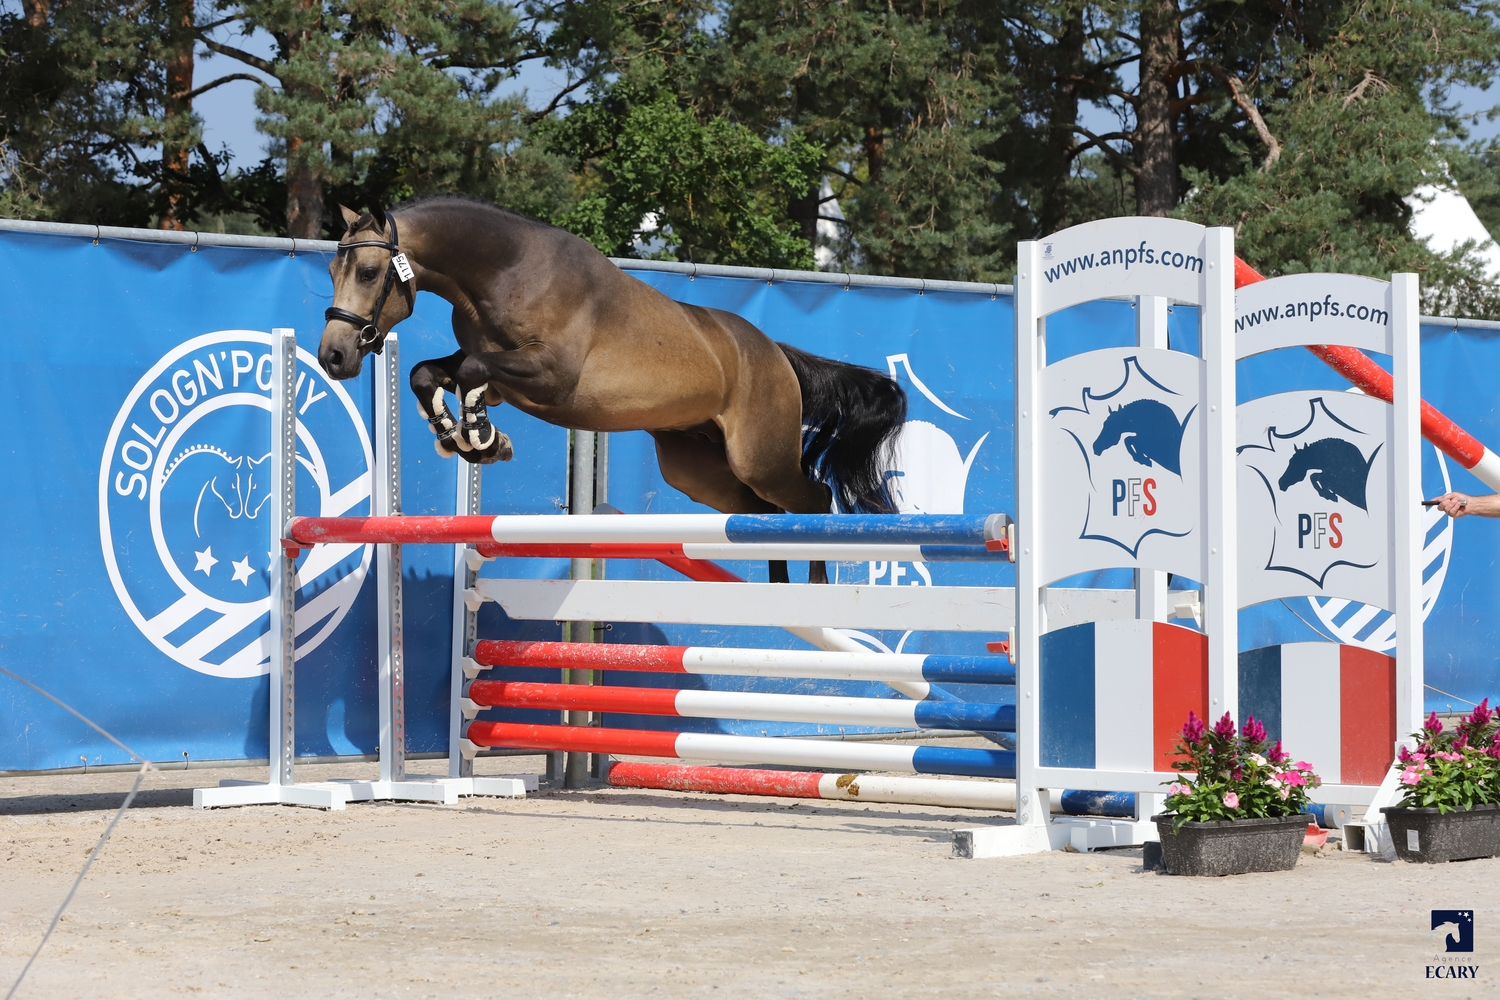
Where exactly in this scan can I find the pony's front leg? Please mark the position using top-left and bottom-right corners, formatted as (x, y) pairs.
(456, 384), (513, 463)
(410, 351), (471, 458)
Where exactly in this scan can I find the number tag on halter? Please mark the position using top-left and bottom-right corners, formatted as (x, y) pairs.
(391, 253), (415, 282)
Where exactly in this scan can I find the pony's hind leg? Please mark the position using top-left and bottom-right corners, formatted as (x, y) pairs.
(651, 430), (777, 514)
(410, 351), (470, 458)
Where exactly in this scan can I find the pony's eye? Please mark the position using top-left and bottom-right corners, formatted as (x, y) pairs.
(357, 266), (379, 283)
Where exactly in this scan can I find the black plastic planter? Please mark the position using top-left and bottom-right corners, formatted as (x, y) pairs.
(1381, 804), (1500, 863)
(1151, 812), (1307, 876)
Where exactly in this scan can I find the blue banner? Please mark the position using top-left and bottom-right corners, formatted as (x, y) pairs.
(2, 227), (1497, 770)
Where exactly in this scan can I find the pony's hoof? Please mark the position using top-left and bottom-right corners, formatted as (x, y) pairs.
(476, 432), (514, 464)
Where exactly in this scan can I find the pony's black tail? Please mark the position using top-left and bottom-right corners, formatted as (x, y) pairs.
(778, 343), (907, 514)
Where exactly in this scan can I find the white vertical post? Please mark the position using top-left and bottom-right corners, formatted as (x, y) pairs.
(1391, 273), (1424, 739)
(1014, 241), (1048, 829)
(1136, 296), (1170, 622)
(449, 459), (481, 779)
(566, 429), (597, 787)
(269, 328), (298, 788)
(1200, 229), (1238, 724)
(375, 335), (405, 784)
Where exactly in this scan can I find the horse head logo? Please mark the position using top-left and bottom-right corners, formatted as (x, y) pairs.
(1277, 437), (1379, 511)
(162, 445), (274, 531)
(1090, 399), (1191, 476)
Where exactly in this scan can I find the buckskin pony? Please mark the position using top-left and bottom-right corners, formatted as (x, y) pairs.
(317, 198), (906, 582)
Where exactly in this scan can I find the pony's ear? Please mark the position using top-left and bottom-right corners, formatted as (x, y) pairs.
(369, 203), (388, 232)
(339, 204), (361, 231)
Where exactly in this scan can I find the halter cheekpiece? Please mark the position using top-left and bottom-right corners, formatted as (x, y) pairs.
(324, 213), (414, 356)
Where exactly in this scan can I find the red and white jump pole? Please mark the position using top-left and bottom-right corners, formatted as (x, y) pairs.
(1234, 256), (1500, 489)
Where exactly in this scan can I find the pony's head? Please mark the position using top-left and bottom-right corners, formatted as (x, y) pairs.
(320, 205), (416, 379)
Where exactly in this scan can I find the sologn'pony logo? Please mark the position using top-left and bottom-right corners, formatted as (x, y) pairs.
(99, 331), (373, 679)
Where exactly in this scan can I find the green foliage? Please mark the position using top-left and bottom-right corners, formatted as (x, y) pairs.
(1161, 711), (1321, 832)
(1177, 0), (1500, 317)
(5, 0), (1500, 297)
(701, 0), (1014, 280)
(1394, 701), (1500, 813)
(544, 86), (821, 267)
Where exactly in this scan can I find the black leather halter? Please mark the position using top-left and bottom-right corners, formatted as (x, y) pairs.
(324, 214), (414, 356)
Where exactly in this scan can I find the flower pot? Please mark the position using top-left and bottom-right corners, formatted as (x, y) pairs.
(1150, 812), (1308, 876)
(1380, 804), (1500, 863)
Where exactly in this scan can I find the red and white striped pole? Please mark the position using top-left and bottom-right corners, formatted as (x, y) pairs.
(1234, 256), (1500, 490)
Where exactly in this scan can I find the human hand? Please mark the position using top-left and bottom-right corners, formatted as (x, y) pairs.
(1430, 492), (1472, 518)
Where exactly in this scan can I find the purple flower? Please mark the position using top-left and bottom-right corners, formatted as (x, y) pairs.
(1267, 740), (1288, 765)
(1223, 792), (1240, 809)
(1426, 711), (1444, 735)
(1243, 716), (1268, 745)
(1182, 711), (1207, 745)
(1213, 712), (1237, 740)
(1231, 767), (1243, 782)
(1456, 733), (1470, 751)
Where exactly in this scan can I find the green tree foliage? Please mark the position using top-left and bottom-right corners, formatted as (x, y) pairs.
(5, 0), (1500, 315)
(545, 85), (822, 266)
(1177, 0), (1500, 314)
(701, 0), (1013, 280)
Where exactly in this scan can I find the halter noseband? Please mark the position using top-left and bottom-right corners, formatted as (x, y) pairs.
(324, 214), (415, 356)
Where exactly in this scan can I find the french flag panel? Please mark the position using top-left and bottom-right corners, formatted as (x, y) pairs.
(1040, 621), (1207, 771)
(1237, 643), (1396, 785)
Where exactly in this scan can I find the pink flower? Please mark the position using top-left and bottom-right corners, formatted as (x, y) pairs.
(1278, 787), (1289, 800)
(1223, 792), (1240, 809)
(1166, 783), (1190, 796)
(1280, 771), (1307, 787)
(1294, 761), (1313, 772)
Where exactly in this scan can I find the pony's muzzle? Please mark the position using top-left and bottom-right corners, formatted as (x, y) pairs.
(318, 323), (365, 379)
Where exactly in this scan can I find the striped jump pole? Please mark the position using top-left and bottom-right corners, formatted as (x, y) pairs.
(471, 640), (1016, 685)
(471, 542), (1010, 563)
(1234, 256), (1500, 489)
(466, 679), (1016, 731)
(606, 763), (1136, 816)
(463, 722), (1016, 779)
(289, 511), (1014, 551)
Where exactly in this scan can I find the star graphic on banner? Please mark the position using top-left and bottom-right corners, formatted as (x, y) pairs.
(193, 547), (218, 576)
(231, 555), (255, 585)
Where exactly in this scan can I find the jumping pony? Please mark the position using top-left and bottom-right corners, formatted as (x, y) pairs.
(317, 197), (907, 581)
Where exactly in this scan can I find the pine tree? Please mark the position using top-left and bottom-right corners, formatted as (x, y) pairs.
(699, 0), (1015, 280)
(1177, 0), (1500, 316)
